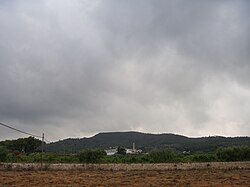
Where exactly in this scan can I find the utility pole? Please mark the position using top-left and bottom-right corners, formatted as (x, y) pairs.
(64, 141), (66, 162)
(74, 141), (76, 154)
(41, 133), (44, 169)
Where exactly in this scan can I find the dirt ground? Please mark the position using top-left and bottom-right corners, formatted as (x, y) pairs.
(0, 169), (249, 187)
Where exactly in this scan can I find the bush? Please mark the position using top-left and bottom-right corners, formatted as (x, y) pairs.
(216, 146), (250, 161)
(149, 148), (177, 163)
(0, 146), (8, 162)
(79, 149), (106, 163)
(188, 153), (217, 162)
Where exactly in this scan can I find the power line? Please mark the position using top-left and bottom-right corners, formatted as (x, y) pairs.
(0, 121), (52, 143)
(0, 122), (42, 138)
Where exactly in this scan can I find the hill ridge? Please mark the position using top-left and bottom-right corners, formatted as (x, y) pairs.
(46, 131), (250, 153)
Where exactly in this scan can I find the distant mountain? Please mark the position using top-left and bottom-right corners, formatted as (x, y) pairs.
(45, 131), (250, 153)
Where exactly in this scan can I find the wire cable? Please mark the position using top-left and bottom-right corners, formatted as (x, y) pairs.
(0, 121), (52, 144)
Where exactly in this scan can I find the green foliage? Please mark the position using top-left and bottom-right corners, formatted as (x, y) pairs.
(101, 150), (219, 164)
(24, 137), (42, 154)
(185, 153), (217, 162)
(149, 149), (177, 163)
(79, 149), (106, 163)
(5, 152), (79, 163)
(101, 154), (150, 163)
(0, 146), (8, 162)
(0, 136), (42, 154)
(216, 146), (250, 161)
(1, 139), (250, 163)
(6, 152), (26, 162)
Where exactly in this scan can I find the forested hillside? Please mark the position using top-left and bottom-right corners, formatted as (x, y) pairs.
(46, 132), (250, 153)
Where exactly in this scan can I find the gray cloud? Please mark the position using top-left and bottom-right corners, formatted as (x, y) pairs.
(0, 0), (250, 141)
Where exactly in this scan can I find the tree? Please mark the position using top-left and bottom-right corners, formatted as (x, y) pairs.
(117, 146), (126, 155)
(79, 149), (106, 163)
(24, 136), (42, 154)
(0, 136), (42, 154)
(0, 146), (8, 162)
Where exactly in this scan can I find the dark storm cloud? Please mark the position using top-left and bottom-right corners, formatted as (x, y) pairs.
(0, 0), (250, 141)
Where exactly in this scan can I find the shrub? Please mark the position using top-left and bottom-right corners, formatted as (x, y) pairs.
(149, 148), (177, 163)
(79, 149), (106, 163)
(216, 146), (250, 161)
(189, 153), (217, 162)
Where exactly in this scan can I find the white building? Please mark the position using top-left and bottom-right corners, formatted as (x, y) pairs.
(105, 143), (142, 156)
(105, 148), (117, 156)
(125, 143), (142, 154)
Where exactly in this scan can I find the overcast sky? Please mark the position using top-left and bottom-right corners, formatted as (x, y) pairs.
(0, 0), (250, 141)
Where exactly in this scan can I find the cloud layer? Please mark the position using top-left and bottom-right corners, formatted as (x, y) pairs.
(0, 0), (250, 141)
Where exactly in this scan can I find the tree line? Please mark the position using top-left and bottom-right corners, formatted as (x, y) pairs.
(77, 146), (250, 163)
(0, 136), (250, 163)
